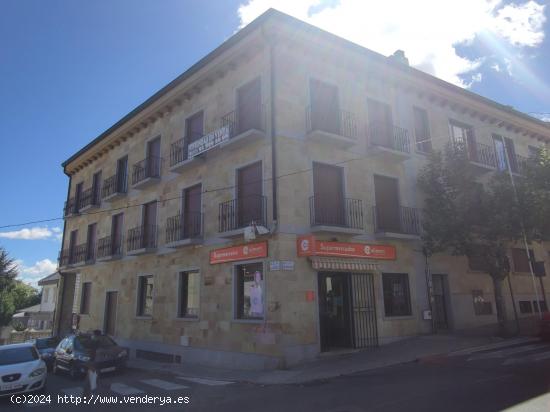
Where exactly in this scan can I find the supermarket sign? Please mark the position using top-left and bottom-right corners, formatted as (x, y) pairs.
(210, 241), (268, 264)
(296, 235), (396, 260)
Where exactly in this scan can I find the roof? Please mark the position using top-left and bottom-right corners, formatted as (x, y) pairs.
(62, 9), (549, 172)
(15, 304), (41, 314)
(38, 272), (60, 286)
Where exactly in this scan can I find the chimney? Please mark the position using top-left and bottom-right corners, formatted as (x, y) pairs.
(390, 50), (409, 66)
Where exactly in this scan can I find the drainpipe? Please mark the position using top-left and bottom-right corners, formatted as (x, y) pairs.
(506, 271), (521, 335)
(262, 25), (278, 226)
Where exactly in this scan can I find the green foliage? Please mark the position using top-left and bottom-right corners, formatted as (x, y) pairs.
(12, 321), (26, 332)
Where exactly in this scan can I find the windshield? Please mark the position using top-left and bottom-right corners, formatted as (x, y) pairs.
(76, 335), (116, 350)
(0, 347), (39, 366)
(35, 338), (58, 349)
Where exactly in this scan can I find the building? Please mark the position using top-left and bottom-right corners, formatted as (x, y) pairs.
(55, 9), (550, 369)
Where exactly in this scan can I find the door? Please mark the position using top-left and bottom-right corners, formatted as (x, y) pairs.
(142, 202), (157, 248)
(185, 111), (204, 157)
(146, 137), (161, 177)
(504, 137), (518, 172)
(75, 182), (83, 211)
(116, 156), (128, 192)
(111, 213), (123, 255)
(237, 162), (262, 227)
(351, 273), (378, 348)
(367, 99), (393, 146)
(318, 273), (352, 351)
(237, 78), (262, 134)
(313, 163), (345, 226)
(68, 230), (78, 263)
(86, 223), (96, 261)
(104, 291), (118, 336)
(183, 184), (202, 238)
(374, 175), (400, 232)
(92, 171), (102, 205)
(432, 274), (449, 331)
(310, 79), (340, 135)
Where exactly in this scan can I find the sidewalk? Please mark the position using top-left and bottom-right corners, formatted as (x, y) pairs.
(127, 334), (502, 385)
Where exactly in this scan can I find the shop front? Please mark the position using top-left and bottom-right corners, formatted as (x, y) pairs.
(297, 235), (396, 352)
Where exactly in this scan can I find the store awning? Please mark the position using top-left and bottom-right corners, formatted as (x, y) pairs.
(309, 257), (380, 272)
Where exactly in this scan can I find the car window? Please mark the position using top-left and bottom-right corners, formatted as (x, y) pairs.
(0, 347), (39, 365)
(35, 337), (58, 349)
(77, 335), (116, 349)
(58, 338), (68, 350)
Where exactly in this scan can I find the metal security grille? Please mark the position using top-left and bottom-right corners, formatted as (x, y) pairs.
(351, 273), (378, 348)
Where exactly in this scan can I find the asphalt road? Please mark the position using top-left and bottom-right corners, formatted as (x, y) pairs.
(3, 338), (550, 411)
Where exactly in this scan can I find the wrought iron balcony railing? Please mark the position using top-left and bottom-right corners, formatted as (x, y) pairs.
(132, 156), (162, 185)
(102, 173), (127, 199)
(306, 106), (358, 140)
(221, 104), (265, 138)
(97, 235), (123, 259)
(170, 138), (188, 167)
(79, 187), (101, 210)
(127, 225), (158, 252)
(373, 205), (421, 235)
(218, 195), (267, 232)
(64, 197), (77, 216)
(309, 196), (364, 229)
(368, 122), (411, 153)
(166, 212), (203, 243)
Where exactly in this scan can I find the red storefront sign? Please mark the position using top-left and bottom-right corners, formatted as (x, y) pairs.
(296, 235), (396, 260)
(210, 241), (268, 264)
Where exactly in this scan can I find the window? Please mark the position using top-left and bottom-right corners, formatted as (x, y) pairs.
(137, 275), (154, 317)
(235, 262), (264, 320)
(519, 300), (532, 314)
(186, 111), (204, 144)
(178, 271), (200, 318)
(533, 300), (548, 313)
(493, 134), (517, 172)
(472, 290), (493, 315)
(80, 282), (91, 315)
(511, 248), (534, 273)
(450, 121), (477, 161)
(43, 288), (49, 303)
(382, 273), (411, 317)
(86, 223), (97, 261)
(92, 170), (102, 205)
(309, 79), (340, 135)
(413, 107), (432, 153)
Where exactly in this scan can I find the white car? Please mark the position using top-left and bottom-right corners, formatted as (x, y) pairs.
(0, 343), (47, 396)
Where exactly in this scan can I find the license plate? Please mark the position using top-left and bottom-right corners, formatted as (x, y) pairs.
(1, 384), (24, 391)
(100, 366), (116, 373)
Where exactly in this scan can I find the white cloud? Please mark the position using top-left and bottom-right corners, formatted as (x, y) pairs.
(238, 0), (546, 87)
(15, 259), (57, 288)
(0, 227), (53, 240)
(491, 63), (501, 72)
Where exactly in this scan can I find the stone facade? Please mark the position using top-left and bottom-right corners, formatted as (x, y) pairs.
(57, 10), (550, 369)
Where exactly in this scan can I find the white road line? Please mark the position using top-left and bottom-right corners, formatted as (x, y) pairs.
(503, 349), (550, 366)
(110, 382), (145, 395)
(451, 337), (539, 356)
(140, 379), (189, 391)
(61, 386), (83, 396)
(175, 376), (234, 386)
(467, 343), (547, 361)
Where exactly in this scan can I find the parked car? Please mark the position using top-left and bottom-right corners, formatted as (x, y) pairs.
(0, 343), (47, 396)
(27, 337), (60, 371)
(540, 312), (550, 341)
(53, 333), (128, 378)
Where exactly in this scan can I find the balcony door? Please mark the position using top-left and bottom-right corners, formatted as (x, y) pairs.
(310, 79), (340, 135)
(374, 175), (400, 232)
(237, 162), (262, 228)
(237, 77), (262, 134)
(183, 184), (201, 238)
(142, 201), (157, 248)
(68, 230), (78, 262)
(313, 163), (345, 226)
(367, 99), (393, 146)
(450, 122), (477, 161)
(103, 291), (118, 336)
(146, 137), (161, 176)
(116, 156), (128, 192)
(185, 111), (204, 158)
(75, 182), (83, 211)
(86, 223), (96, 261)
(92, 171), (102, 205)
(111, 213), (123, 255)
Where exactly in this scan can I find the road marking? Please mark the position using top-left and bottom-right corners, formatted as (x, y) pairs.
(175, 376), (234, 386)
(140, 379), (189, 390)
(503, 349), (550, 366)
(467, 343), (547, 361)
(451, 337), (539, 356)
(61, 386), (83, 396)
(110, 382), (144, 395)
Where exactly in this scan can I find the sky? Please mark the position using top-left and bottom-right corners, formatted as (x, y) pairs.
(0, 0), (548, 287)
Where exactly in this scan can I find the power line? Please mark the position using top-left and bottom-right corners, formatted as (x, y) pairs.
(0, 122), (547, 230)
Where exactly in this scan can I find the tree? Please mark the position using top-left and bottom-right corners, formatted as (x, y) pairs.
(418, 144), (548, 335)
(0, 246), (18, 291)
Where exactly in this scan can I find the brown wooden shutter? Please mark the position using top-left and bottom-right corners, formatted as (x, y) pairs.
(374, 175), (400, 232)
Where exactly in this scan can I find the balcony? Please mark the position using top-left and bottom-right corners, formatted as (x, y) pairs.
(218, 195), (267, 236)
(96, 235), (123, 261)
(169, 138), (205, 173)
(309, 196), (364, 234)
(306, 107), (358, 147)
(102, 173), (127, 202)
(219, 104), (266, 150)
(79, 187), (101, 212)
(373, 205), (421, 238)
(63, 197), (78, 217)
(126, 225), (158, 255)
(451, 139), (497, 173)
(368, 122), (411, 161)
(511, 154), (529, 176)
(165, 212), (203, 247)
(132, 156), (162, 189)
(58, 243), (88, 268)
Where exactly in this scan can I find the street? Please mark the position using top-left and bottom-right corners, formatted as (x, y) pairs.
(3, 338), (550, 411)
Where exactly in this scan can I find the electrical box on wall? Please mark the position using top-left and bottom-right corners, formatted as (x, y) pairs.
(422, 310), (432, 320)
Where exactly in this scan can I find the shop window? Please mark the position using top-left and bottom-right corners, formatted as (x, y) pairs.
(235, 262), (264, 320)
(80, 282), (91, 315)
(519, 301), (533, 314)
(382, 273), (411, 317)
(472, 290), (493, 315)
(137, 275), (154, 317)
(178, 271), (200, 318)
(511, 248), (534, 273)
